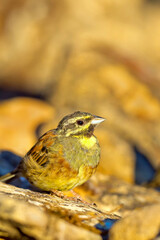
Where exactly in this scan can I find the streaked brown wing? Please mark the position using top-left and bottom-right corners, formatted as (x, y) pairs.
(26, 130), (57, 167)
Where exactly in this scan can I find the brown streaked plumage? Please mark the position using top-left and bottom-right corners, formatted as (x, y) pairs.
(0, 111), (105, 196)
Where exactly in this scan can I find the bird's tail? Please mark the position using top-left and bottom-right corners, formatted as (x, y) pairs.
(0, 170), (18, 182)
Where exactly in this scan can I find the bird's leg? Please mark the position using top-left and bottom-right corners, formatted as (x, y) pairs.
(51, 190), (68, 199)
(70, 190), (84, 201)
(51, 190), (80, 201)
(51, 189), (95, 205)
(70, 190), (94, 205)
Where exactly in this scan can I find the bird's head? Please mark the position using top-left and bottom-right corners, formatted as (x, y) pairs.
(57, 111), (105, 137)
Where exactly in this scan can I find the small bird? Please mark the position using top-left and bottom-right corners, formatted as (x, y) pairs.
(0, 111), (105, 199)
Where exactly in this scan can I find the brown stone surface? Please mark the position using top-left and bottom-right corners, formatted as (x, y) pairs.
(0, 182), (118, 240)
(77, 173), (160, 217)
(0, 0), (160, 93)
(96, 128), (135, 183)
(0, 97), (54, 155)
(1, 173), (160, 239)
(109, 204), (160, 240)
(0, 196), (101, 240)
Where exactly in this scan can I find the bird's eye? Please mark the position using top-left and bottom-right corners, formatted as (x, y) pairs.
(77, 120), (84, 126)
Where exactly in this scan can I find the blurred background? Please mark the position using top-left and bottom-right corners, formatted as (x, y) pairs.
(0, 0), (160, 186)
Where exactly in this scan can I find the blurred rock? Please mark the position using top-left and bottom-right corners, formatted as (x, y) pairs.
(0, 97), (54, 155)
(51, 55), (160, 179)
(0, 193), (102, 240)
(0, 182), (118, 239)
(1, 171), (160, 239)
(77, 173), (160, 217)
(97, 128), (135, 183)
(0, 0), (160, 94)
(109, 204), (160, 240)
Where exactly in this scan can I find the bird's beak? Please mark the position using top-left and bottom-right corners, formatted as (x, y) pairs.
(91, 116), (105, 125)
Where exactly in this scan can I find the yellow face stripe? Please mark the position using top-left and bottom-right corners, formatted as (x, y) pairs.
(65, 115), (92, 136)
(65, 122), (91, 136)
(65, 115), (91, 125)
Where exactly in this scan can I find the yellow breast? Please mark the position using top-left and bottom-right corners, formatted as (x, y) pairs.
(80, 135), (97, 148)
